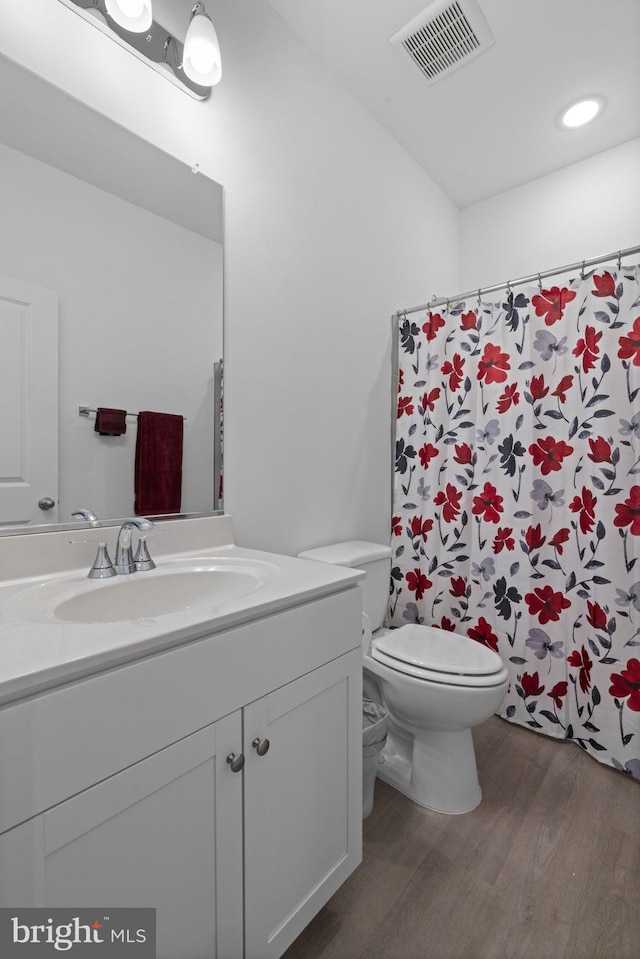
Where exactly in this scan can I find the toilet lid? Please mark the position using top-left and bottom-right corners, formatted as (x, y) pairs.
(373, 624), (503, 677)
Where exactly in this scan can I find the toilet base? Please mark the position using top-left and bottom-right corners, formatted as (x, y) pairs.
(377, 725), (482, 815)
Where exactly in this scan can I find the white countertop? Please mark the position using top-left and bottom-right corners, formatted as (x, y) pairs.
(0, 516), (363, 707)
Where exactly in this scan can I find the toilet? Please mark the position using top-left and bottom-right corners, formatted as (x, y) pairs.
(298, 541), (509, 815)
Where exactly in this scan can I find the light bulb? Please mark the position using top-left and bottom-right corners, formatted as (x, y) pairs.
(183, 7), (222, 86)
(105, 0), (152, 33)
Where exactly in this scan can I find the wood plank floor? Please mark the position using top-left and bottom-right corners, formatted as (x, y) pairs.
(283, 716), (640, 959)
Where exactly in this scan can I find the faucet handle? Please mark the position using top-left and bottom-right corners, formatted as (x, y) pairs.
(69, 540), (116, 579)
(134, 531), (164, 572)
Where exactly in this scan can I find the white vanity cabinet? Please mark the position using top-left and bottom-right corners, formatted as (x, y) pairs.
(0, 585), (363, 959)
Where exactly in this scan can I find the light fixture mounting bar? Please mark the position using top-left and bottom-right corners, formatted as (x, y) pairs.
(57, 0), (210, 99)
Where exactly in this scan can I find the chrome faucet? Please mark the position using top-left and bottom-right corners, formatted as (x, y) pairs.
(114, 518), (154, 575)
(71, 508), (100, 527)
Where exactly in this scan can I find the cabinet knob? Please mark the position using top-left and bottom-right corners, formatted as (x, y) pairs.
(226, 752), (245, 773)
(252, 737), (270, 757)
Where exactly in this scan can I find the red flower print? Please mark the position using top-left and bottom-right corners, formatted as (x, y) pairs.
(422, 312), (445, 342)
(521, 671), (545, 698)
(549, 527), (570, 554)
(531, 286), (576, 326)
(441, 353), (465, 391)
(617, 316), (640, 367)
(614, 486), (640, 536)
(493, 527), (515, 554)
(419, 443), (439, 468)
(472, 482), (504, 523)
(450, 576), (467, 598)
(397, 396), (414, 418)
(460, 311), (477, 330)
(525, 585), (571, 624)
(441, 616), (456, 632)
(588, 436), (612, 463)
(478, 342), (510, 385)
(529, 374), (549, 400)
(391, 515), (402, 537)
(569, 487), (597, 534)
(421, 388), (441, 412)
(552, 375), (573, 403)
(573, 325), (602, 373)
(586, 601), (607, 631)
(397, 369), (404, 392)
(496, 383), (520, 414)
(568, 646), (593, 693)
(525, 524), (546, 551)
(409, 516), (433, 542)
(529, 436), (573, 475)
(434, 483), (462, 523)
(592, 271), (616, 298)
(467, 617), (499, 652)
(406, 568), (431, 600)
(453, 443), (473, 465)
(609, 658), (640, 711)
(548, 681), (568, 710)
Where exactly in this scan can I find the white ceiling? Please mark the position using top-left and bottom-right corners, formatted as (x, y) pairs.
(266, 0), (640, 208)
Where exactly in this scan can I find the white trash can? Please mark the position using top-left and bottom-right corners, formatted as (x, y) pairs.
(362, 699), (388, 819)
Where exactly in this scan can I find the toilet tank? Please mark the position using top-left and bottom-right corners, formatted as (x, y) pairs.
(297, 541), (392, 630)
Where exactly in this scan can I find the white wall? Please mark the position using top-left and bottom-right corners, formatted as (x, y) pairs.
(0, 0), (460, 554)
(0, 141), (221, 521)
(460, 138), (640, 292)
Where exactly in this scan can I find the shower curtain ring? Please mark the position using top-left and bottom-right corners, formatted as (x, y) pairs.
(580, 260), (585, 280)
(477, 289), (481, 307)
(537, 274), (542, 292)
(617, 251), (622, 270)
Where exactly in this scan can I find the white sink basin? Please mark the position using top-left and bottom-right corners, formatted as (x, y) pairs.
(4, 559), (274, 625)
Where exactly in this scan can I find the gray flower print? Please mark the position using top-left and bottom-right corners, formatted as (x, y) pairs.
(477, 418), (500, 445)
(616, 581), (640, 611)
(531, 479), (565, 510)
(619, 411), (640, 439)
(525, 628), (564, 660)
(533, 330), (568, 361)
(471, 557), (495, 581)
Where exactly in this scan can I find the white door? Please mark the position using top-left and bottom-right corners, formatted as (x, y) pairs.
(0, 274), (58, 526)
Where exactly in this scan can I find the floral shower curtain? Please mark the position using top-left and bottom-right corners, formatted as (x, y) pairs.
(391, 260), (640, 778)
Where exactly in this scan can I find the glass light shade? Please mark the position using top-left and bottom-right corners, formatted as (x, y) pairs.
(561, 98), (603, 129)
(105, 0), (153, 33)
(183, 11), (222, 86)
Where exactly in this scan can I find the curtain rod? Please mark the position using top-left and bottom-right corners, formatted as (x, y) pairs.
(394, 243), (640, 318)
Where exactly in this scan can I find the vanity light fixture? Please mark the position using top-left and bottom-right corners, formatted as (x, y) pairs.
(560, 97), (604, 129)
(104, 0), (152, 32)
(57, 0), (222, 100)
(183, 2), (222, 87)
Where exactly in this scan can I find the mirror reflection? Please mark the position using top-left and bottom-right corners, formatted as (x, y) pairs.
(0, 54), (223, 533)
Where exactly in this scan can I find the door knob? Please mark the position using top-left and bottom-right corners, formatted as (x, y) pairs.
(252, 737), (270, 757)
(38, 497), (56, 510)
(226, 752), (245, 773)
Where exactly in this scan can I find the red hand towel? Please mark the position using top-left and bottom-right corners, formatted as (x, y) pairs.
(95, 407), (127, 436)
(134, 411), (183, 515)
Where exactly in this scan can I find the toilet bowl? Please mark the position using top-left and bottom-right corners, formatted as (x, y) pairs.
(364, 621), (508, 814)
(298, 541), (508, 815)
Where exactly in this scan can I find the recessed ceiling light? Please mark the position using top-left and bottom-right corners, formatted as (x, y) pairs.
(560, 97), (604, 129)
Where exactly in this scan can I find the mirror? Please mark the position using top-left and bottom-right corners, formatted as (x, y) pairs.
(0, 53), (223, 534)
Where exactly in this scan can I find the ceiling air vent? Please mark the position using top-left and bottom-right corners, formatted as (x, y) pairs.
(391, 0), (494, 86)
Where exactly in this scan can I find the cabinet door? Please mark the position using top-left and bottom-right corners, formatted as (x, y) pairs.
(243, 649), (362, 959)
(0, 714), (243, 959)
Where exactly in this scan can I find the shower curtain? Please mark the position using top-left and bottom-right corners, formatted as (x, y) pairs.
(390, 260), (640, 778)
